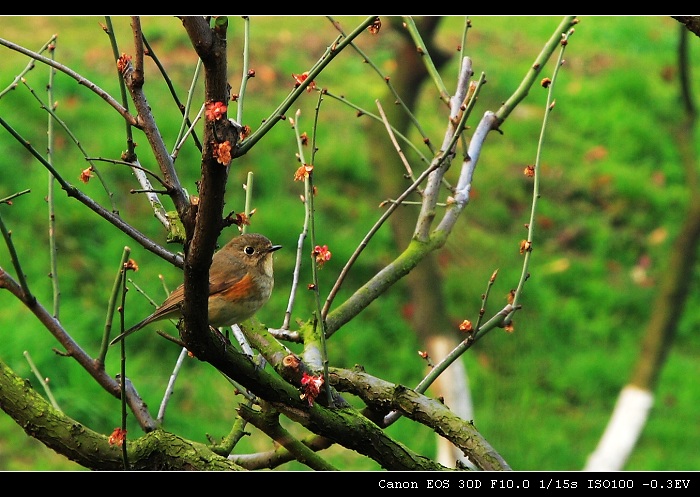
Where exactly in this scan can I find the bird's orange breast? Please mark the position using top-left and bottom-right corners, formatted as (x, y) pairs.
(219, 272), (255, 301)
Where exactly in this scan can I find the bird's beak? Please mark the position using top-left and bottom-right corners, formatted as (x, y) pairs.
(270, 244), (282, 253)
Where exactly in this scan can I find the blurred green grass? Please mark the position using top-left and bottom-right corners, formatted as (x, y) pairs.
(1, 16), (699, 471)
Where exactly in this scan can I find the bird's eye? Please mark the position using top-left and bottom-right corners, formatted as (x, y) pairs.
(244, 245), (255, 255)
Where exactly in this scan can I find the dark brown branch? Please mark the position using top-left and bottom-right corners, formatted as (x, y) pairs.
(177, 16), (234, 357)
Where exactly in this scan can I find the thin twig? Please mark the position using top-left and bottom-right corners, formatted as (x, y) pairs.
(23, 351), (61, 410)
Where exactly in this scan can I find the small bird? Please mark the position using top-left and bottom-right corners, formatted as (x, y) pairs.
(110, 233), (281, 345)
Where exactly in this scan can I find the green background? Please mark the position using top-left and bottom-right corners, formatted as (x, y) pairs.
(0, 16), (698, 470)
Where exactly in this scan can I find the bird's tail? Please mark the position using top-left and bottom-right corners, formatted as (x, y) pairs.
(109, 320), (147, 346)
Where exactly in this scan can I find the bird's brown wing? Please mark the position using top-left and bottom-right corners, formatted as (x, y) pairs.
(206, 252), (249, 297)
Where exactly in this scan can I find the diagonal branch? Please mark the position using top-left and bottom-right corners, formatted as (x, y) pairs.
(0, 37), (136, 125)
(0, 268), (156, 430)
(331, 366), (510, 470)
